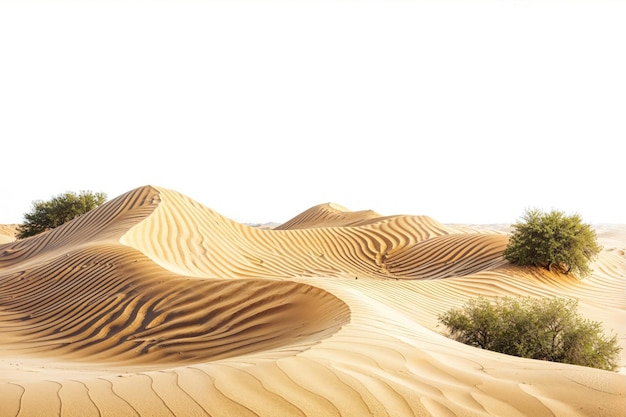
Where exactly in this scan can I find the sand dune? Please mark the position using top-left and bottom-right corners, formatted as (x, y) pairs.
(1, 185), (624, 416)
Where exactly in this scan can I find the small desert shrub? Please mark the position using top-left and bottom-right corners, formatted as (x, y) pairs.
(503, 208), (602, 278)
(438, 296), (621, 371)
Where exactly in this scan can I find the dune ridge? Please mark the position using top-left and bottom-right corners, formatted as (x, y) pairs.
(0, 185), (624, 417)
(120, 188), (508, 281)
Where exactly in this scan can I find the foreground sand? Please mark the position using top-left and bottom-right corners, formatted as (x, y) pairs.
(0, 185), (624, 417)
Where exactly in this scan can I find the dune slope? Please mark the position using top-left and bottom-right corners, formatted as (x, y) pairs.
(0, 185), (624, 417)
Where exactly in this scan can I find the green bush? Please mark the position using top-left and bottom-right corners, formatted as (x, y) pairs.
(503, 208), (602, 278)
(17, 190), (107, 239)
(438, 296), (621, 371)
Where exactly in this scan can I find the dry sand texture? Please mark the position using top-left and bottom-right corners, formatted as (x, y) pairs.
(0, 185), (624, 417)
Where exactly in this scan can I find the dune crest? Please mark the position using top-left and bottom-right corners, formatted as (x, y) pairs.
(275, 202), (385, 229)
(120, 187), (508, 280)
(1, 185), (624, 417)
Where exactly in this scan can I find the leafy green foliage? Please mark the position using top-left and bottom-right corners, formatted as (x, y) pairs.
(503, 208), (602, 278)
(438, 296), (621, 371)
(16, 191), (107, 239)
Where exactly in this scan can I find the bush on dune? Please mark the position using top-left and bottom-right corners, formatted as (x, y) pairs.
(438, 296), (621, 371)
(503, 208), (602, 278)
(17, 190), (107, 239)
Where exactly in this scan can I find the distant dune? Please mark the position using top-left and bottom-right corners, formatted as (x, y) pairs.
(0, 224), (18, 244)
(1, 185), (624, 417)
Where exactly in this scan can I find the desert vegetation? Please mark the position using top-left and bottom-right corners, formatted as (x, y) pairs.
(438, 296), (621, 371)
(17, 190), (107, 239)
(503, 208), (602, 278)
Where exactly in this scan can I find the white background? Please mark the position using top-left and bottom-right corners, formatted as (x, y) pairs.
(1, 1), (624, 225)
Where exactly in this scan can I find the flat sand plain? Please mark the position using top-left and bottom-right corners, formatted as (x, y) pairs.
(1, 185), (624, 416)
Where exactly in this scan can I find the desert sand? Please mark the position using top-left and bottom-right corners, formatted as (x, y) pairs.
(0, 185), (624, 417)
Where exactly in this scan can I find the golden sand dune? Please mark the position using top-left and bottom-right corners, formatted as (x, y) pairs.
(0, 185), (624, 417)
(120, 188), (507, 280)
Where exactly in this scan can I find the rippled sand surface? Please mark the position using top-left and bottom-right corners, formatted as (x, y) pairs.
(1, 186), (624, 416)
